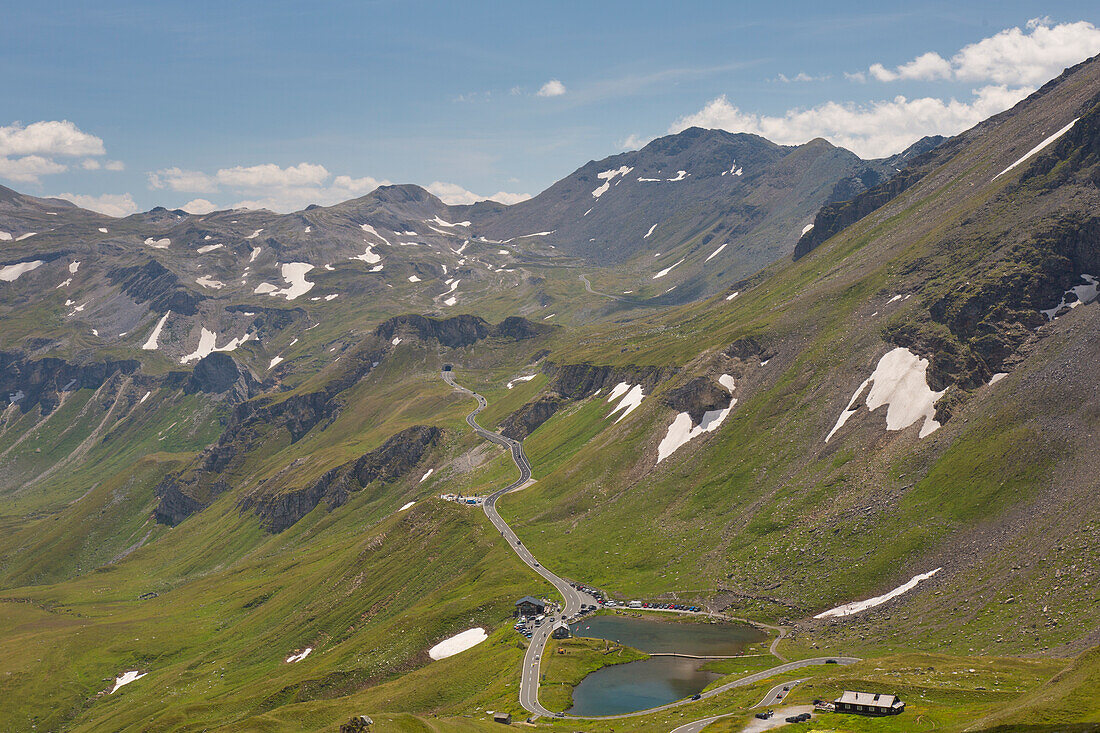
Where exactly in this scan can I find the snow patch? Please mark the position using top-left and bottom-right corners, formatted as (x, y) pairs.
(607, 383), (645, 423)
(653, 258), (684, 279)
(399, 501), (416, 512)
(0, 260), (44, 281)
(1041, 274), (1097, 320)
(351, 244), (382, 265)
(245, 228), (264, 239)
(360, 223), (391, 245)
(989, 372), (1007, 385)
(507, 375), (536, 389)
(98, 227), (108, 234)
(69, 261), (80, 274)
(993, 118), (1079, 180)
(144, 237), (170, 249)
(268, 356), (284, 369)
(801, 223), (814, 236)
(644, 223), (658, 239)
(265, 262), (315, 300)
(826, 347), (946, 443)
(592, 166), (633, 198)
(197, 243), (223, 254)
(430, 216), (470, 228)
(667, 170), (688, 181)
(726, 291), (740, 301)
(419, 469), (434, 483)
(657, 402), (734, 463)
(180, 328), (252, 364)
(428, 628), (487, 660)
(0, 231), (10, 241)
(16, 232), (36, 241)
(195, 275), (225, 289)
(705, 243), (727, 262)
(110, 671), (146, 694)
(286, 648), (312, 663)
(408, 275), (421, 282)
(815, 568), (942, 618)
(718, 374), (736, 392)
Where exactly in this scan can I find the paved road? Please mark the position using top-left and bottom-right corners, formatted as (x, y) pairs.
(442, 369), (599, 717)
(579, 274), (629, 301)
(753, 678), (806, 708)
(442, 368), (858, 722)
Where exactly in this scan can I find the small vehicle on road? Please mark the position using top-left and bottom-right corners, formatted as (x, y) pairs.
(690, 693), (701, 701)
(755, 711), (773, 720)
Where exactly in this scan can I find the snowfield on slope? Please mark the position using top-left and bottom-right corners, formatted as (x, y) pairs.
(142, 312), (171, 350)
(993, 118), (1079, 180)
(656, 375), (737, 463)
(815, 568), (942, 618)
(180, 328), (252, 364)
(110, 671), (146, 693)
(606, 383), (645, 423)
(0, 260), (44, 282)
(428, 627), (487, 660)
(592, 166), (633, 198)
(826, 347), (946, 442)
(1041, 274), (1097, 320)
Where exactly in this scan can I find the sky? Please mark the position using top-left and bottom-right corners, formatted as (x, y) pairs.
(2, 1), (1099, 216)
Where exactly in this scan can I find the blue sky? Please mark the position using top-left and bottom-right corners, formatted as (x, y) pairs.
(2, 1), (1099, 215)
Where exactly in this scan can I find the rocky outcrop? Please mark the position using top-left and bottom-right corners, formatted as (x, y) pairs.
(374, 313), (552, 348)
(500, 362), (675, 440)
(185, 352), (260, 402)
(108, 259), (204, 315)
(240, 425), (442, 532)
(0, 351), (140, 414)
(663, 377), (732, 423)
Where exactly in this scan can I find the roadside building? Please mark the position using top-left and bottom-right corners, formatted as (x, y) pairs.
(551, 622), (571, 639)
(493, 711), (512, 724)
(833, 691), (905, 715)
(514, 596), (546, 617)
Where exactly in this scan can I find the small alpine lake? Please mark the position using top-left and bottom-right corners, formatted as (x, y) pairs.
(565, 613), (768, 715)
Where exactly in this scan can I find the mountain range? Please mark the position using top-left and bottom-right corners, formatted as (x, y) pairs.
(1, 52), (1099, 733)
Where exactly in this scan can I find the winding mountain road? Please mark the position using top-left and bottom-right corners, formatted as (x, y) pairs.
(441, 368), (858, 723)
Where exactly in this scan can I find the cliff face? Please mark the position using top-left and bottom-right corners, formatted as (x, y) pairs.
(107, 259), (204, 316)
(184, 352), (260, 402)
(500, 362), (675, 439)
(0, 351), (141, 414)
(154, 312), (550, 526)
(239, 425), (442, 532)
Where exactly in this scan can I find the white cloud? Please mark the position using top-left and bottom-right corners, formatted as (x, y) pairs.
(670, 84), (1032, 159)
(619, 133), (647, 150)
(148, 167), (218, 193)
(777, 72), (830, 83)
(216, 162), (329, 189)
(105, 160), (125, 171)
(0, 120), (105, 158)
(0, 155), (67, 183)
(426, 181), (530, 206)
(869, 52), (953, 82)
(54, 192), (138, 218)
(867, 19), (1100, 86)
(537, 79), (566, 97)
(181, 198), (218, 214)
(485, 190), (532, 205)
(81, 158), (101, 170)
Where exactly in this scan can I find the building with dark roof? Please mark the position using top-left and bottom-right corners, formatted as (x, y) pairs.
(514, 596), (545, 617)
(834, 691), (905, 715)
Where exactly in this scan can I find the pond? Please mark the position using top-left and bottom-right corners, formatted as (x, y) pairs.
(564, 614), (768, 715)
(568, 613), (765, 656)
(566, 655), (722, 717)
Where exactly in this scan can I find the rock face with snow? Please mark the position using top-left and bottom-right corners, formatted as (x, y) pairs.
(184, 352), (260, 402)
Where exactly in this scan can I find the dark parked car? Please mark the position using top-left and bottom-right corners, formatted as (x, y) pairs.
(755, 711), (773, 720)
(825, 658), (838, 664)
(691, 694), (701, 700)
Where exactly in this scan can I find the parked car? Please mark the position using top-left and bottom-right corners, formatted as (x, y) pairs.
(825, 658), (838, 664)
(690, 693), (701, 701)
(755, 711), (773, 720)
